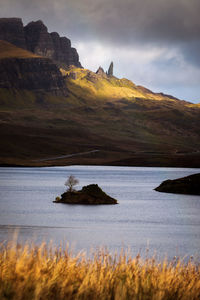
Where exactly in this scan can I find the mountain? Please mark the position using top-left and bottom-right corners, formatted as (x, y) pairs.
(0, 18), (82, 68)
(0, 41), (67, 93)
(0, 20), (200, 167)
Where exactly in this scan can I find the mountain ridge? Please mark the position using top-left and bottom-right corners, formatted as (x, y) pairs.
(0, 18), (82, 68)
(64, 67), (188, 103)
(0, 21), (200, 167)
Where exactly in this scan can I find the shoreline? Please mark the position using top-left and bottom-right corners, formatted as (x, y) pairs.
(1, 162), (200, 168)
(1, 159), (200, 168)
(1, 149), (200, 168)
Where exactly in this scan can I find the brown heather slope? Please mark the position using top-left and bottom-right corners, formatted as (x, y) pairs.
(0, 42), (200, 167)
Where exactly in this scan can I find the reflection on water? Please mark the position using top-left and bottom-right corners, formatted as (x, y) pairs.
(0, 166), (200, 258)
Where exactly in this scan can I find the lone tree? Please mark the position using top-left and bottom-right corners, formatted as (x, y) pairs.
(107, 61), (113, 76)
(65, 175), (79, 192)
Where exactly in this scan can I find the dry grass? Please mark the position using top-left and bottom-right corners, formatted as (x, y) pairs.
(0, 242), (200, 300)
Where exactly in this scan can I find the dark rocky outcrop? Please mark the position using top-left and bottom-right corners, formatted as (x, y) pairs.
(0, 18), (26, 49)
(54, 184), (118, 204)
(95, 63), (114, 78)
(96, 66), (107, 77)
(155, 173), (200, 195)
(0, 18), (82, 68)
(85, 66), (107, 82)
(0, 40), (67, 94)
(24, 20), (54, 59)
(0, 57), (66, 93)
(107, 62), (113, 76)
(24, 21), (82, 68)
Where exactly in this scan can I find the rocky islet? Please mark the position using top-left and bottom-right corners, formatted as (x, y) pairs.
(155, 173), (200, 195)
(54, 184), (118, 205)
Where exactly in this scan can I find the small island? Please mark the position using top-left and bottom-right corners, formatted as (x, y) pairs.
(155, 173), (200, 195)
(54, 184), (118, 205)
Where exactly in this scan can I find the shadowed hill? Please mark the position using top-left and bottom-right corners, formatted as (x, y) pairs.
(0, 42), (200, 167)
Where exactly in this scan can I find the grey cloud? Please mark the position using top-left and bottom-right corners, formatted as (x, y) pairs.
(1, 0), (200, 41)
(72, 0), (200, 67)
(1, 0), (200, 65)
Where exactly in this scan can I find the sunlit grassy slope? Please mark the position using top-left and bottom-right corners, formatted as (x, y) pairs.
(62, 67), (178, 102)
(0, 242), (200, 300)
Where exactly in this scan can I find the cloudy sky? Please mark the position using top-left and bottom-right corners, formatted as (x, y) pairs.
(1, 0), (200, 103)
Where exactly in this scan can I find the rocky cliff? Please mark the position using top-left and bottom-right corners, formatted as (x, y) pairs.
(0, 40), (67, 94)
(0, 18), (82, 68)
(0, 18), (26, 49)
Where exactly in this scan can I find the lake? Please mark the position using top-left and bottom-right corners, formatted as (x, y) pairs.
(0, 166), (200, 259)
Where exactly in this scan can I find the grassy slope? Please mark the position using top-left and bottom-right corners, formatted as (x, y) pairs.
(62, 67), (178, 101)
(0, 43), (200, 166)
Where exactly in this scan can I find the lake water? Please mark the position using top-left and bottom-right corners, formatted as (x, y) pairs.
(0, 166), (200, 259)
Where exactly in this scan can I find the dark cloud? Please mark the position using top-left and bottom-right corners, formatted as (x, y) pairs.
(1, 0), (200, 42)
(1, 0), (200, 56)
(0, 0), (200, 102)
(66, 0), (200, 67)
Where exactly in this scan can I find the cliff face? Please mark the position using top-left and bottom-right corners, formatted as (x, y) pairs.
(0, 58), (66, 92)
(0, 18), (26, 49)
(24, 21), (82, 68)
(24, 21), (54, 59)
(0, 18), (82, 68)
(0, 41), (67, 94)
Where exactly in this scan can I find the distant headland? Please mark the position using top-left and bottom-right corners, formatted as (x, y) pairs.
(155, 173), (200, 195)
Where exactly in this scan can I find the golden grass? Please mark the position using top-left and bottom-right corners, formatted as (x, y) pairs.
(0, 242), (200, 300)
(65, 67), (178, 102)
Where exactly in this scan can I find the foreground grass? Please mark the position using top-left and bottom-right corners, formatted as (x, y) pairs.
(0, 243), (200, 300)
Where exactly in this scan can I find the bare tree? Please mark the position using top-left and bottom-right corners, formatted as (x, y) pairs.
(65, 175), (79, 192)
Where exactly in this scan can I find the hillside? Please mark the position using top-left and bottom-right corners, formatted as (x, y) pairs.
(63, 67), (180, 101)
(0, 40), (200, 167)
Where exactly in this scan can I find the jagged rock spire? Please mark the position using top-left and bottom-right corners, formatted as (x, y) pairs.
(96, 66), (105, 76)
(107, 61), (113, 76)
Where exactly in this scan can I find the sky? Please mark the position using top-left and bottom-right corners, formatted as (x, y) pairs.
(0, 0), (200, 103)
